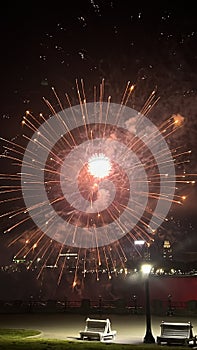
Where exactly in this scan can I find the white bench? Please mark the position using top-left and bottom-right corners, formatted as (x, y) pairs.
(80, 318), (116, 341)
(157, 321), (196, 346)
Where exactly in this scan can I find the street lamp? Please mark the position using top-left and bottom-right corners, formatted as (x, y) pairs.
(141, 263), (155, 344)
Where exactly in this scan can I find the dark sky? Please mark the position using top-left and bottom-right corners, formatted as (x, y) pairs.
(0, 0), (197, 264)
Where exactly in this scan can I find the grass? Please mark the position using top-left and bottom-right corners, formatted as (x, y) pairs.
(0, 328), (41, 339)
(0, 329), (194, 350)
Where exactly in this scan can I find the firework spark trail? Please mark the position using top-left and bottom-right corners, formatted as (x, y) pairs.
(57, 254), (66, 286)
(102, 246), (111, 280)
(72, 248), (81, 288)
(106, 245), (118, 277)
(115, 81), (135, 124)
(75, 79), (90, 141)
(12, 231), (41, 260)
(49, 91), (77, 148)
(112, 242), (127, 270)
(0, 80), (196, 283)
(37, 243), (56, 280)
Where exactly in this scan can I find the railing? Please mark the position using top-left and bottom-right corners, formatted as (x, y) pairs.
(0, 298), (196, 315)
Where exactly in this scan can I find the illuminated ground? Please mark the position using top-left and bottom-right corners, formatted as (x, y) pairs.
(0, 313), (197, 344)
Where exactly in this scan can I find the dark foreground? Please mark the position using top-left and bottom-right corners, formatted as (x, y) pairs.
(0, 338), (196, 350)
(0, 313), (197, 347)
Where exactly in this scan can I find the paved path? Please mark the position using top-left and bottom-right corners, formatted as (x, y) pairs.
(0, 313), (197, 344)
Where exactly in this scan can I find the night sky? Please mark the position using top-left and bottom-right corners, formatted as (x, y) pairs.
(0, 0), (197, 271)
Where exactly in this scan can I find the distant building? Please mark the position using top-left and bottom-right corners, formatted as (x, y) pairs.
(163, 240), (173, 261)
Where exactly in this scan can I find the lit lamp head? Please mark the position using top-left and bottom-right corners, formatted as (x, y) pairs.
(141, 263), (152, 275)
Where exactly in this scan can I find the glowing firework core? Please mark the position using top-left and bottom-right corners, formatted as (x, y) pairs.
(88, 153), (112, 179)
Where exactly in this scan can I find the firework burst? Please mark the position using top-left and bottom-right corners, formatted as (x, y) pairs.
(0, 79), (196, 285)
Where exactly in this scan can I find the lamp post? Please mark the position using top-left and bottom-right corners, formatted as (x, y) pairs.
(167, 294), (173, 316)
(141, 263), (155, 344)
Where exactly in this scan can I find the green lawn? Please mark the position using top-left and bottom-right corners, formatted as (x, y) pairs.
(0, 329), (194, 350)
(0, 328), (41, 339)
